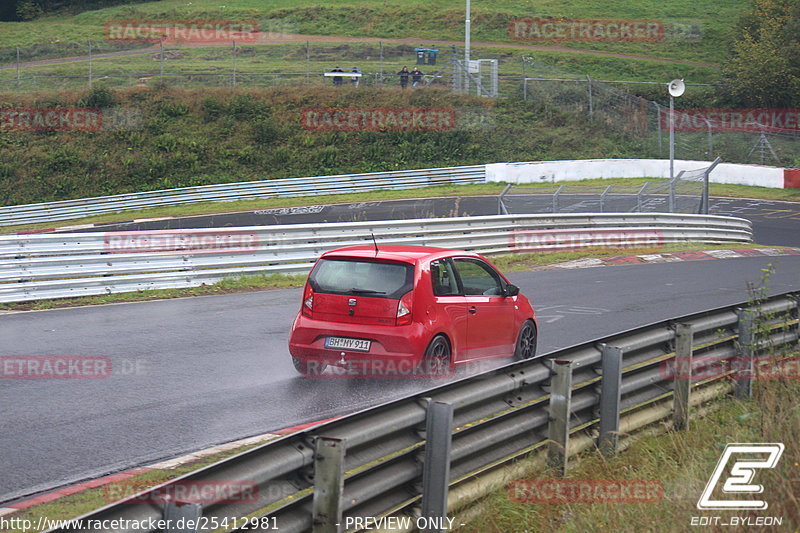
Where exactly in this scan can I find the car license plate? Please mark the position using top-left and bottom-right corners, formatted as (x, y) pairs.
(325, 336), (371, 352)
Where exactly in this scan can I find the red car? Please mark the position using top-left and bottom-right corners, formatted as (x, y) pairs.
(288, 245), (537, 377)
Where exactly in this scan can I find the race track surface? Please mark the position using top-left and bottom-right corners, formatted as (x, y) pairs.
(2, 255), (799, 504)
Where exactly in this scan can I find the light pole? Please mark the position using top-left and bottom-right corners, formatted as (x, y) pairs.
(667, 79), (684, 213)
(667, 79), (685, 181)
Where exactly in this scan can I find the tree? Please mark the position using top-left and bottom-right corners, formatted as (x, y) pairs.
(723, 0), (800, 108)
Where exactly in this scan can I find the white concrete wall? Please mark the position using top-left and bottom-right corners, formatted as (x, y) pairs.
(485, 159), (785, 188)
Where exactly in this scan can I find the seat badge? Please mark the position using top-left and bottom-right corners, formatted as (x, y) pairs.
(348, 298), (357, 306)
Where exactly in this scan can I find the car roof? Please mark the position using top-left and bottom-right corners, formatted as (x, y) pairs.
(321, 245), (481, 264)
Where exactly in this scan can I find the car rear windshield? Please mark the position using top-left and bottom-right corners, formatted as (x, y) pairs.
(309, 258), (414, 299)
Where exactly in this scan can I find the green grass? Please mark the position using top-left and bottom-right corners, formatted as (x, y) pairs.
(0, 0), (750, 67)
(464, 376), (800, 532)
(0, 42), (723, 94)
(0, 243), (774, 312)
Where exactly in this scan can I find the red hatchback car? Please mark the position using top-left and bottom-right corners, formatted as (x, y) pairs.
(288, 245), (537, 377)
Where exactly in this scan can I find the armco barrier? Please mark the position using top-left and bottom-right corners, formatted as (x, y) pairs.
(47, 291), (799, 533)
(0, 160), (790, 229)
(0, 213), (753, 303)
(0, 165), (485, 228)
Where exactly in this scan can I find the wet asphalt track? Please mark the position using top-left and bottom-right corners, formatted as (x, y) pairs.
(74, 195), (800, 248)
(2, 256), (799, 504)
(1, 195), (799, 504)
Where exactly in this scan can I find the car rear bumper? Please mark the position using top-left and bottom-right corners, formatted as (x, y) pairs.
(288, 314), (428, 373)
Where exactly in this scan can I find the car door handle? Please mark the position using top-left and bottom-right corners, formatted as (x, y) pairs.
(469, 307), (477, 314)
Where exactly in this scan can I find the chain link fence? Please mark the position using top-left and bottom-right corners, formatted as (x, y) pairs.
(0, 41), (798, 165)
(498, 158), (719, 215)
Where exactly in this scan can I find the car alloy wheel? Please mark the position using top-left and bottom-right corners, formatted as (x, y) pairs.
(514, 320), (537, 360)
(423, 335), (451, 377)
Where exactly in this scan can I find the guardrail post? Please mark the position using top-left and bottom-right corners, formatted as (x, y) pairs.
(421, 400), (454, 533)
(598, 344), (623, 456)
(735, 309), (755, 399)
(164, 501), (202, 533)
(673, 323), (694, 430)
(312, 437), (346, 533)
(547, 360), (573, 476)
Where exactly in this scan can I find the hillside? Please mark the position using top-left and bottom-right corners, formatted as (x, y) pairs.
(0, 86), (645, 205)
(0, 0), (749, 66)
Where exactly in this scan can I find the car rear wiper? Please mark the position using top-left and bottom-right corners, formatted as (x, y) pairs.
(349, 288), (385, 294)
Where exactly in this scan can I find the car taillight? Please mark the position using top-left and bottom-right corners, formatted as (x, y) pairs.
(302, 284), (314, 317)
(396, 291), (413, 326)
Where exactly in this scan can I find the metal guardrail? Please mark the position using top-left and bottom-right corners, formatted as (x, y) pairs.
(48, 292), (799, 533)
(0, 213), (752, 303)
(0, 165), (485, 228)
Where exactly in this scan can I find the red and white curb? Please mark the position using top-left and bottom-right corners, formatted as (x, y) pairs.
(554, 247), (800, 269)
(0, 418), (337, 516)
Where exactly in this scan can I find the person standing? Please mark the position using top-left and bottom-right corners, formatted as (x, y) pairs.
(411, 67), (424, 88)
(350, 66), (361, 87)
(397, 66), (410, 89)
(331, 66), (344, 87)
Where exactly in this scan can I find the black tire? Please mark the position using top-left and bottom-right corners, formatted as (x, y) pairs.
(292, 356), (327, 377)
(422, 335), (452, 377)
(514, 320), (537, 360)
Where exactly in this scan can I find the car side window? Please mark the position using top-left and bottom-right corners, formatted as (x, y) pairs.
(453, 258), (505, 296)
(431, 259), (460, 296)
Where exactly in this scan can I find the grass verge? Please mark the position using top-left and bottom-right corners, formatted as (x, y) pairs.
(462, 377), (800, 532)
(0, 243), (772, 312)
(2, 178), (798, 236)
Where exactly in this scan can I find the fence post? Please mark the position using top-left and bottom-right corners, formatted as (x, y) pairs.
(598, 344), (623, 456)
(421, 400), (454, 533)
(637, 182), (649, 212)
(523, 77), (527, 100)
(312, 437), (346, 533)
(547, 360), (573, 476)
(160, 39), (165, 80)
(231, 41), (237, 88)
(673, 323), (694, 430)
(164, 502), (202, 533)
(600, 185), (612, 213)
(88, 40), (93, 88)
(16, 46), (21, 91)
(306, 41), (311, 82)
(655, 102), (663, 156)
(735, 309), (755, 399)
(587, 75), (593, 117)
(498, 184), (511, 215)
(553, 184), (564, 213)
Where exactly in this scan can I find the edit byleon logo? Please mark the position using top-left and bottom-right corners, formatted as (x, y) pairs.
(697, 443), (784, 510)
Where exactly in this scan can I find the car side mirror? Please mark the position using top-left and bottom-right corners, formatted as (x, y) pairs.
(505, 284), (520, 297)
